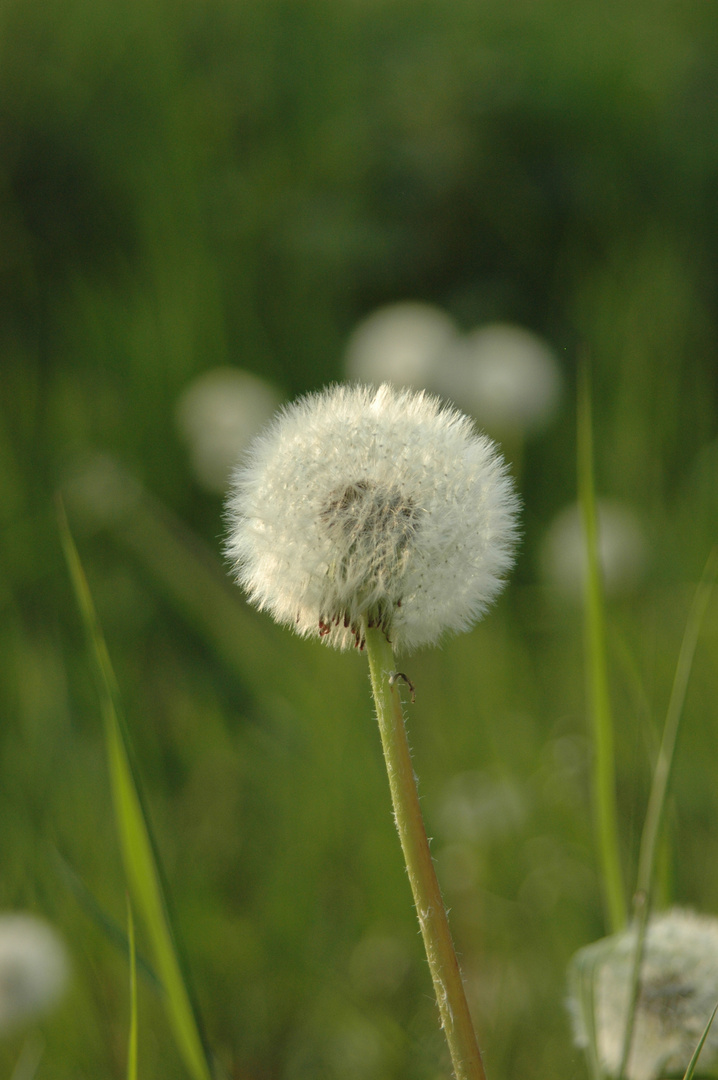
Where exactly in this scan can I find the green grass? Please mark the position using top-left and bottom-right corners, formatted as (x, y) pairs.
(126, 897), (138, 1080)
(59, 503), (212, 1080)
(616, 552), (717, 1080)
(683, 1002), (718, 1080)
(577, 361), (626, 935)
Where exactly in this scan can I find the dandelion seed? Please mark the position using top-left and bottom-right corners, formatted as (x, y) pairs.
(0, 914), (69, 1034)
(567, 908), (718, 1080)
(225, 382), (520, 654)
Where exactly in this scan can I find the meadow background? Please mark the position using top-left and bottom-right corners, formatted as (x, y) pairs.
(2, 0), (718, 1077)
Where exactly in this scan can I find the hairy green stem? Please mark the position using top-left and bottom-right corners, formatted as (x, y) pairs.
(364, 625), (486, 1080)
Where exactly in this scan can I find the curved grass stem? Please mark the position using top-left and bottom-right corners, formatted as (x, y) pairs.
(577, 363), (627, 934)
(364, 624), (486, 1080)
(616, 548), (717, 1080)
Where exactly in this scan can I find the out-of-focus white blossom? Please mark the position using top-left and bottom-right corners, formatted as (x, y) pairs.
(225, 383), (519, 653)
(437, 323), (562, 436)
(568, 909), (718, 1080)
(540, 500), (647, 598)
(0, 915), (69, 1034)
(343, 302), (458, 389)
(176, 368), (281, 494)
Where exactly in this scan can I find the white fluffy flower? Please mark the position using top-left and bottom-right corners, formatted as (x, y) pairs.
(541, 500), (647, 599)
(343, 302), (458, 389)
(567, 909), (718, 1080)
(176, 368), (281, 494)
(225, 383), (519, 653)
(0, 914), (69, 1034)
(437, 323), (562, 436)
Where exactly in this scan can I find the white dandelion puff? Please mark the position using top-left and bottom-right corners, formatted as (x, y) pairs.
(343, 302), (458, 390)
(437, 323), (562, 436)
(176, 368), (281, 494)
(225, 382), (520, 654)
(0, 914), (69, 1034)
(567, 909), (718, 1080)
(541, 499), (647, 599)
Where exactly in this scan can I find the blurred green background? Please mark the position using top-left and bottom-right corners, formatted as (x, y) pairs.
(2, 0), (718, 1076)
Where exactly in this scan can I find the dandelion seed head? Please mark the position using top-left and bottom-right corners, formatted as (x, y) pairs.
(226, 383), (519, 653)
(176, 368), (281, 494)
(567, 909), (718, 1080)
(0, 914), (69, 1034)
(437, 323), (562, 436)
(343, 302), (458, 389)
(541, 500), (647, 600)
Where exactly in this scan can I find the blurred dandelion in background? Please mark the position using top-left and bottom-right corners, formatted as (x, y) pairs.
(176, 368), (281, 494)
(540, 499), (647, 599)
(435, 323), (563, 439)
(343, 302), (458, 391)
(0, 915), (69, 1035)
(567, 908), (718, 1080)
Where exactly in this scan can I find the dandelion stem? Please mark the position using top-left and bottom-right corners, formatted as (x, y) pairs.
(365, 624), (486, 1080)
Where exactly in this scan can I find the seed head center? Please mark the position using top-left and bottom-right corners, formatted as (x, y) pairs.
(318, 478), (420, 645)
(322, 478), (417, 574)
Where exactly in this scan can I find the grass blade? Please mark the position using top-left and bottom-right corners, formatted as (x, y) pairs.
(52, 847), (161, 987)
(577, 361), (626, 933)
(617, 548), (717, 1080)
(682, 1000), (718, 1080)
(634, 547), (717, 905)
(58, 498), (213, 1080)
(127, 895), (138, 1080)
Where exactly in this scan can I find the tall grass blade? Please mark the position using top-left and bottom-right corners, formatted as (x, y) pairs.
(52, 847), (160, 987)
(617, 547), (717, 1080)
(634, 547), (717, 906)
(682, 1001), (718, 1080)
(58, 499), (213, 1080)
(127, 895), (138, 1080)
(577, 362), (626, 933)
